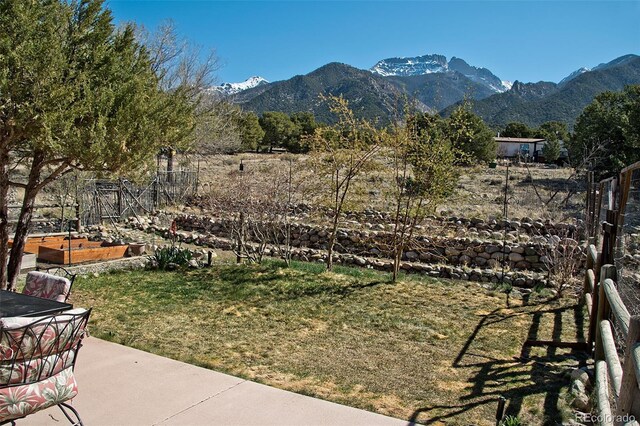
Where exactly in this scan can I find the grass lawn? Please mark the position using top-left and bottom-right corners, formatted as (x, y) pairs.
(70, 261), (588, 425)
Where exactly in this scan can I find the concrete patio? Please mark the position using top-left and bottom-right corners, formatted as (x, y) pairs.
(26, 337), (408, 426)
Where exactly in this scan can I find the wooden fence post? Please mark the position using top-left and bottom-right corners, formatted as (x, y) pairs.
(616, 316), (640, 421)
(584, 246), (597, 349)
(602, 209), (618, 265)
(586, 171), (595, 241)
(594, 265), (616, 360)
(588, 248), (603, 352)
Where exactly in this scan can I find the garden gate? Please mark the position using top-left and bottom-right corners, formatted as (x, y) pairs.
(80, 171), (197, 227)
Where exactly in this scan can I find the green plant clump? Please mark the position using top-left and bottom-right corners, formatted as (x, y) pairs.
(149, 246), (193, 270)
(501, 415), (523, 426)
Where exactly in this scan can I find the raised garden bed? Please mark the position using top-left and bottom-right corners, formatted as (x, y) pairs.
(9, 235), (83, 255)
(37, 241), (129, 265)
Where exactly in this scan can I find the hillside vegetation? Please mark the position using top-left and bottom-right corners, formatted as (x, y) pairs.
(444, 56), (640, 128)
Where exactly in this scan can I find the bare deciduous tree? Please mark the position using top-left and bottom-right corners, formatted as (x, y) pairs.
(306, 96), (383, 271)
(203, 157), (305, 265)
(385, 113), (462, 281)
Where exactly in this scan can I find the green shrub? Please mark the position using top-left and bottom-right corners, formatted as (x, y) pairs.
(149, 246), (193, 270)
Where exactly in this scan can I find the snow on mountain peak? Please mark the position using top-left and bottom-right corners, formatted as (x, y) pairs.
(559, 67), (590, 86)
(212, 76), (269, 95)
(371, 54), (509, 93)
(371, 54), (448, 77)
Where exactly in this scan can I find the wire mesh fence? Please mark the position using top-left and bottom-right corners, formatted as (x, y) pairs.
(615, 164), (640, 317)
(79, 171), (197, 227)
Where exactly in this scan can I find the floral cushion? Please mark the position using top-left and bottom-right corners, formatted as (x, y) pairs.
(0, 309), (88, 362)
(23, 271), (71, 302)
(0, 367), (78, 422)
(0, 349), (76, 386)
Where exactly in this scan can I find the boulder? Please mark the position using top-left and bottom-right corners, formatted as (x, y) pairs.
(485, 245), (501, 254)
(405, 251), (419, 261)
(445, 247), (461, 257)
(508, 252), (524, 262)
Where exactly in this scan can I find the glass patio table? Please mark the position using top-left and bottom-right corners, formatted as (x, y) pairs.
(0, 289), (73, 317)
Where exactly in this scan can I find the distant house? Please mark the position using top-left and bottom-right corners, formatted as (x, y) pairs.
(494, 137), (546, 159)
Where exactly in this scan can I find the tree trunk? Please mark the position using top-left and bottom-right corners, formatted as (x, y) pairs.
(392, 250), (401, 282)
(326, 212), (340, 271)
(0, 148), (10, 290)
(7, 152), (44, 290)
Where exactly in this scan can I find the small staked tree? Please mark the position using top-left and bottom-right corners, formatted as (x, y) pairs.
(386, 112), (462, 281)
(203, 157), (303, 265)
(0, 0), (206, 289)
(307, 95), (382, 271)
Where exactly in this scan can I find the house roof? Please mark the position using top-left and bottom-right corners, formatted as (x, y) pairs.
(494, 137), (546, 143)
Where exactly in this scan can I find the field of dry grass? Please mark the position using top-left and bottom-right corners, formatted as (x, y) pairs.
(70, 261), (588, 425)
(194, 153), (584, 224)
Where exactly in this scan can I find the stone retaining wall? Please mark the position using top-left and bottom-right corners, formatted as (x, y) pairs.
(184, 199), (581, 237)
(340, 209), (580, 237)
(165, 214), (581, 272)
(131, 225), (551, 289)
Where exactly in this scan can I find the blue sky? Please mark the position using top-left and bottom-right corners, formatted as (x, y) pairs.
(107, 1), (640, 85)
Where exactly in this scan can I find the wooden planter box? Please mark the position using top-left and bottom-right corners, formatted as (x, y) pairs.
(10, 235), (85, 256)
(38, 242), (129, 265)
(35, 238), (91, 252)
(11, 235), (64, 255)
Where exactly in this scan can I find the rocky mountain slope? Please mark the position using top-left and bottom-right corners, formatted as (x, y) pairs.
(234, 62), (412, 123)
(441, 55), (640, 128)
(219, 53), (639, 126)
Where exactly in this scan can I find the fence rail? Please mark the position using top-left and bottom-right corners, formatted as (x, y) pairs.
(583, 256), (640, 423)
(583, 159), (640, 424)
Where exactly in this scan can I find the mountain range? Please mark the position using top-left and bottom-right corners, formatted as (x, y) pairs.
(214, 53), (640, 127)
(211, 76), (269, 96)
(441, 54), (640, 127)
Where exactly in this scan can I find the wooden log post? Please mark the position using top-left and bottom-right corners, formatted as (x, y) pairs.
(604, 279), (631, 338)
(595, 265), (616, 360)
(599, 320), (623, 399)
(601, 209), (618, 266)
(616, 316), (640, 421)
(588, 245), (603, 349)
(587, 171), (595, 242)
(596, 359), (615, 426)
(584, 247), (595, 303)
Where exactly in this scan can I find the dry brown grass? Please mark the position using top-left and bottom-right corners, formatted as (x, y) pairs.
(70, 260), (588, 425)
(194, 154), (584, 223)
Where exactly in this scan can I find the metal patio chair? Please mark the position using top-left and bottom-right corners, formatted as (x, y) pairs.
(43, 267), (77, 301)
(23, 269), (74, 303)
(0, 308), (91, 425)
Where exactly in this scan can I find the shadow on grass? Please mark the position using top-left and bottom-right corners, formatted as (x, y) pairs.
(411, 302), (589, 424)
(210, 261), (390, 302)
